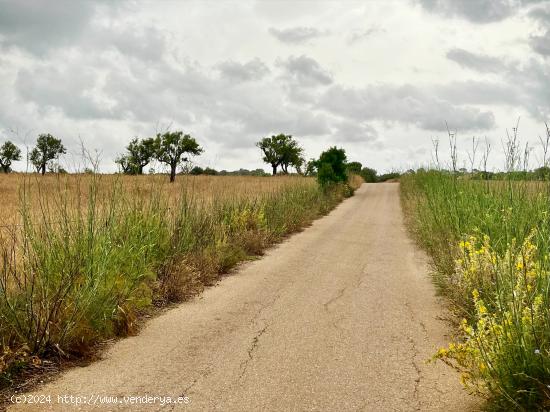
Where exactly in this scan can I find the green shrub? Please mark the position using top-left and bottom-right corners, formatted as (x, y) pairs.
(315, 147), (348, 186)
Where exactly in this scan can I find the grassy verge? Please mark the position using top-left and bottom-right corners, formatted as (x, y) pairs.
(401, 170), (550, 410)
(0, 174), (360, 388)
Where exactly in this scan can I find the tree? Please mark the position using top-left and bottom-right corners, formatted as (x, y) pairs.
(203, 167), (218, 175)
(190, 166), (204, 175)
(155, 131), (203, 182)
(257, 134), (285, 175)
(304, 159), (318, 176)
(347, 161), (362, 174)
(126, 137), (157, 175)
(315, 147), (348, 186)
(0, 141), (21, 173)
(360, 167), (377, 183)
(279, 138), (304, 174)
(257, 134), (303, 175)
(115, 154), (138, 174)
(30, 134), (66, 175)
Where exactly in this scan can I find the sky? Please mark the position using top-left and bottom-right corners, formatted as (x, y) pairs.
(1, 0), (550, 173)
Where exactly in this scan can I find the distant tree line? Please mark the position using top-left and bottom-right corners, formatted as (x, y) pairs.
(190, 167), (270, 176)
(0, 130), (391, 186)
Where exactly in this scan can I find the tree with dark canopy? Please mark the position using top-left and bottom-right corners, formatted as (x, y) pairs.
(360, 167), (378, 183)
(346, 161), (362, 174)
(29, 134), (66, 175)
(126, 137), (157, 175)
(0, 141), (21, 173)
(257, 134), (304, 175)
(115, 154), (137, 174)
(155, 131), (203, 182)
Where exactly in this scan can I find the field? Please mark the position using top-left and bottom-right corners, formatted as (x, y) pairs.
(401, 171), (550, 410)
(0, 173), (358, 386)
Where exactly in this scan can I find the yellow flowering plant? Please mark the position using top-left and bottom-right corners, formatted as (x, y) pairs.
(435, 233), (550, 408)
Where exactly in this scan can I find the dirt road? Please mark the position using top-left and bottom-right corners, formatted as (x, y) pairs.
(12, 184), (478, 411)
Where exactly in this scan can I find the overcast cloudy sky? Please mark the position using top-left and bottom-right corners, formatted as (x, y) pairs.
(1, 0), (550, 173)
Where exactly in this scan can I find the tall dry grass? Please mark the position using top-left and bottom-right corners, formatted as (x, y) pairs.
(0, 174), (307, 225)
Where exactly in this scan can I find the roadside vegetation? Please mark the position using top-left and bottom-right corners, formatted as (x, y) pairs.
(0, 130), (365, 391)
(401, 126), (550, 410)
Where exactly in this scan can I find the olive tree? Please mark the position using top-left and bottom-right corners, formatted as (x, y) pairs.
(115, 154), (137, 174)
(257, 134), (304, 175)
(0, 141), (22, 173)
(115, 137), (157, 175)
(30, 134), (66, 175)
(154, 131), (203, 182)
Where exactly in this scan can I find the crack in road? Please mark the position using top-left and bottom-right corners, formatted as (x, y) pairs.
(239, 324), (269, 380)
(322, 287), (349, 331)
(404, 300), (429, 411)
(323, 286), (347, 309)
(407, 335), (423, 411)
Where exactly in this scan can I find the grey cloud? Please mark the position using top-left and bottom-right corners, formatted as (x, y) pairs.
(97, 26), (168, 62)
(0, 0), (95, 54)
(319, 84), (496, 131)
(217, 59), (270, 82)
(417, 0), (518, 23)
(215, 96), (331, 141)
(417, 0), (550, 23)
(507, 59), (550, 120)
(333, 120), (378, 143)
(0, 1), (155, 59)
(101, 57), (331, 148)
(201, 105), (331, 151)
(528, 3), (550, 25)
(103, 63), (209, 123)
(15, 65), (116, 119)
(447, 48), (506, 72)
(436, 81), (520, 105)
(447, 47), (550, 120)
(279, 55), (333, 87)
(14, 55), (208, 124)
(268, 110), (330, 137)
(530, 31), (550, 55)
(0, 0), (129, 55)
(268, 27), (328, 44)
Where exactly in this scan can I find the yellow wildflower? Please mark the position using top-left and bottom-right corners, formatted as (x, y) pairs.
(478, 304), (488, 315)
(516, 261), (524, 271)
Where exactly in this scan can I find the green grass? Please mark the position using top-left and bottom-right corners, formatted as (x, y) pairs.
(401, 170), (550, 410)
(0, 174), (354, 387)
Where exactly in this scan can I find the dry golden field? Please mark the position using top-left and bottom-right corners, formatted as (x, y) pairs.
(0, 173), (315, 227)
